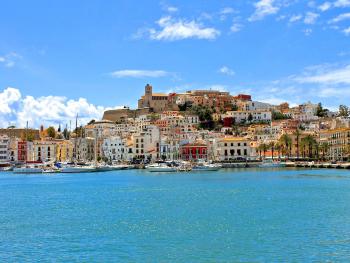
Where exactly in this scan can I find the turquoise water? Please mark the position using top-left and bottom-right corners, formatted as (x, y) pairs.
(1, 168), (350, 262)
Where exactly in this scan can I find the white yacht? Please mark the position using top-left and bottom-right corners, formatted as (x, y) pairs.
(13, 165), (43, 174)
(259, 159), (286, 168)
(146, 163), (177, 172)
(60, 165), (97, 173)
(192, 162), (221, 171)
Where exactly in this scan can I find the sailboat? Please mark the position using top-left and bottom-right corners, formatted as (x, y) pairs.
(60, 114), (97, 173)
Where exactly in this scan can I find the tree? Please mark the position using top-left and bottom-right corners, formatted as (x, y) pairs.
(279, 134), (292, 159)
(248, 113), (253, 123)
(21, 131), (35, 142)
(258, 143), (269, 159)
(87, 119), (96, 125)
(272, 111), (290, 120)
(301, 135), (317, 159)
(63, 128), (70, 139)
(275, 142), (282, 160)
(316, 103), (329, 117)
(339, 105), (349, 117)
(320, 142), (329, 161)
(46, 127), (56, 138)
(269, 141), (276, 161)
(294, 129), (301, 159)
(231, 104), (238, 111)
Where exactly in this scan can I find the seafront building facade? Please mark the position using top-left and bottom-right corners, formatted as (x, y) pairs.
(1, 85), (350, 163)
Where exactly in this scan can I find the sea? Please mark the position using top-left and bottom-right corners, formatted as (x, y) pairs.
(1, 168), (350, 262)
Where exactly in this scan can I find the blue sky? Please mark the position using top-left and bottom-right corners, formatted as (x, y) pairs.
(1, 0), (350, 127)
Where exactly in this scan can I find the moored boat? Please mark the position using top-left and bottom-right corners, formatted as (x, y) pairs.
(258, 160), (286, 168)
(60, 165), (97, 173)
(13, 165), (43, 174)
(192, 162), (221, 171)
(146, 163), (177, 172)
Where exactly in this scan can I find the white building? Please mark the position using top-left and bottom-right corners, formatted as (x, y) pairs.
(85, 120), (117, 138)
(31, 140), (57, 162)
(0, 135), (10, 162)
(215, 137), (257, 161)
(102, 136), (126, 162)
(224, 110), (272, 123)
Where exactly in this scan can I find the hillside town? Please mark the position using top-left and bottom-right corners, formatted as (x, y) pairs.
(1, 84), (350, 170)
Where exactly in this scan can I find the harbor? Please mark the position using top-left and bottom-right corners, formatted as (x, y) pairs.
(1, 168), (350, 262)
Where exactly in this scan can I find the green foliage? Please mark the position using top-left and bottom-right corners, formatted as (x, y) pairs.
(248, 113), (253, 122)
(149, 113), (160, 121)
(191, 105), (215, 129)
(272, 111), (290, 120)
(178, 101), (192, 111)
(231, 104), (238, 111)
(46, 126), (56, 138)
(339, 105), (349, 117)
(63, 128), (70, 139)
(316, 103), (329, 117)
(87, 119), (96, 125)
(21, 131), (35, 141)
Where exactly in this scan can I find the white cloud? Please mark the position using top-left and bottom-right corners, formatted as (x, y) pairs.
(295, 64), (350, 84)
(230, 23), (243, 32)
(329, 13), (350, 23)
(0, 87), (117, 128)
(220, 7), (235, 15)
(289, 14), (302, 23)
(334, 0), (350, 7)
(318, 2), (332, 11)
(146, 16), (220, 41)
(343, 27), (350, 35)
(304, 12), (319, 24)
(167, 6), (178, 13)
(249, 0), (279, 21)
(0, 52), (21, 68)
(303, 28), (313, 35)
(110, 69), (169, 78)
(0, 87), (21, 115)
(219, 66), (235, 76)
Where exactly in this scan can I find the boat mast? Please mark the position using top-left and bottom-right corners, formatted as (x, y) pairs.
(73, 114), (78, 162)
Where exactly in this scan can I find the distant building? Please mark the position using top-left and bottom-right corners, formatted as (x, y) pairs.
(180, 142), (208, 161)
(0, 135), (10, 162)
(0, 128), (40, 140)
(215, 137), (255, 161)
(138, 84), (169, 113)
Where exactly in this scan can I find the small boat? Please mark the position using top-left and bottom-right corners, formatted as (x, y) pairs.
(192, 162), (221, 171)
(259, 159), (286, 168)
(146, 163), (177, 172)
(0, 162), (13, 171)
(13, 165), (43, 174)
(60, 165), (97, 173)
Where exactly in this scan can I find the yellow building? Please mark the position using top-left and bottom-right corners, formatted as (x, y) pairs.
(320, 128), (350, 161)
(56, 140), (74, 162)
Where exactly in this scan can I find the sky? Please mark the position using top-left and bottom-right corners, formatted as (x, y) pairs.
(1, 0), (350, 128)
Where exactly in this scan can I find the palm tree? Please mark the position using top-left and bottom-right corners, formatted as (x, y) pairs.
(258, 143), (269, 160)
(257, 144), (263, 160)
(293, 128), (301, 160)
(301, 135), (317, 159)
(269, 141), (276, 161)
(263, 143), (269, 159)
(320, 142), (329, 161)
(279, 134), (292, 159)
(275, 142), (282, 160)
